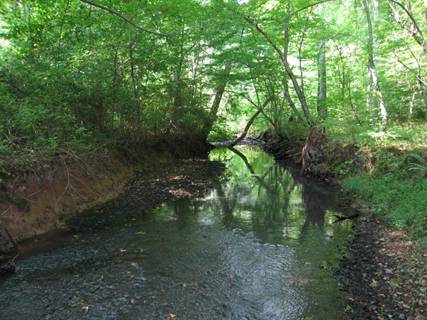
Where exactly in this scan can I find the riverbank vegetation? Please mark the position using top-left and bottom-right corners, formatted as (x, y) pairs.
(1, 0), (426, 245)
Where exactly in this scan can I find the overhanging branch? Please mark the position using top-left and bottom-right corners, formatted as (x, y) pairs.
(293, 0), (335, 15)
(229, 97), (271, 147)
(80, 0), (166, 37)
(388, 0), (426, 51)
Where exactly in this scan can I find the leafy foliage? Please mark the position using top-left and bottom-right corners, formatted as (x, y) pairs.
(344, 170), (427, 245)
(0, 0), (426, 240)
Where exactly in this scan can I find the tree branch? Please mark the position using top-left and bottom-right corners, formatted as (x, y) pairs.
(392, 52), (427, 86)
(244, 14), (314, 127)
(244, 16), (284, 60)
(79, 0), (166, 37)
(230, 97), (271, 147)
(244, 94), (277, 130)
(293, 0), (335, 15)
(388, 0), (426, 51)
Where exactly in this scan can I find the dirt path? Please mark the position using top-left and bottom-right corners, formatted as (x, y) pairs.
(338, 215), (426, 320)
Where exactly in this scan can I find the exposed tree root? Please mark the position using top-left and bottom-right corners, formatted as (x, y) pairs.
(301, 127), (327, 174)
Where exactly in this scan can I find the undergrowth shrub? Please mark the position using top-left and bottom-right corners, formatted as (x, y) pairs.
(344, 165), (427, 246)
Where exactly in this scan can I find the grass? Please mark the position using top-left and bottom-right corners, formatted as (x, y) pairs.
(327, 121), (427, 150)
(344, 172), (427, 247)
(327, 122), (427, 247)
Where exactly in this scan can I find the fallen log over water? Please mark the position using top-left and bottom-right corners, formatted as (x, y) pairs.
(210, 98), (271, 148)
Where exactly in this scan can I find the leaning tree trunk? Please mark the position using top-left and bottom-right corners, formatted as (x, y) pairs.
(282, 3), (314, 127)
(210, 63), (232, 118)
(363, 0), (388, 129)
(244, 0), (315, 127)
(389, 0), (427, 53)
(202, 63), (232, 139)
(229, 98), (271, 147)
(245, 0), (328, 174)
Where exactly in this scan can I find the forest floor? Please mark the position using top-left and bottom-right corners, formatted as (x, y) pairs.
(339, 215), (426, 320)
(261, 123), (427, 320)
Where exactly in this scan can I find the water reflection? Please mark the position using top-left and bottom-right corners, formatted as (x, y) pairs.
(0, 147), (353, 320)
(153, 147), (354, 318)
(202, 147), (352, 243)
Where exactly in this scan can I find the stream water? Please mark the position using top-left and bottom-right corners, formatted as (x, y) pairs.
(0, 147), (355, 320)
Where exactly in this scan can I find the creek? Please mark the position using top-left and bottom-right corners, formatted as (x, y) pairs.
(0, 147), (355, 320)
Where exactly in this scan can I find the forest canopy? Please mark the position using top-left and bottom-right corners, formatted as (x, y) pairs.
(0, 0), (426, 154)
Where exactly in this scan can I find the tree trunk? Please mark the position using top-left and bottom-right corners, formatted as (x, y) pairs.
(172, 55), (184, 125)
(210, 63), (232, 119)
(334, 42), (361, 124)
(363, 0), (388, 128)
(200, 63), (232, 139)
(229, 98), (271, 147)
(409, 90), (415, 120)
(389, 0), (427, 53)
(111, 44), (120, 128)
(283, 78), (304, 121)
(419, 79), (427, 115)
(298, 26), (307, 93)
(317, 40), (327, 120)
(282, 2), (315, 127)
(244, 1), (315, 127)
(128, 41), (141, 129)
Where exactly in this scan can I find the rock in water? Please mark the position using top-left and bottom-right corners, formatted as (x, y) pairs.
(0, 225), (18, 275)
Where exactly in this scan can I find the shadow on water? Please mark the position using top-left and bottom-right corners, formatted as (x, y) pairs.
(0, 147), (354, 320)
